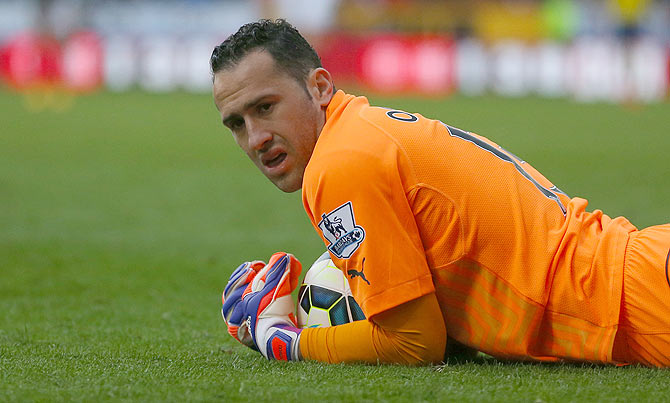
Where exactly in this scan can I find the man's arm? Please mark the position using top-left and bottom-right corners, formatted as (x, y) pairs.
(300, 292), (446, 365)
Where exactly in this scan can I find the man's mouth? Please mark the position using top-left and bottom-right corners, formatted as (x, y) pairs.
(263, 152), (287, 169)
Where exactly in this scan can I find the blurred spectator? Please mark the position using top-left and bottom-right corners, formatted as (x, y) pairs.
(608, 0), (651, 40)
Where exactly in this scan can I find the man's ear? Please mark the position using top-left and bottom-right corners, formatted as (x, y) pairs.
(308, 67), (334, 107)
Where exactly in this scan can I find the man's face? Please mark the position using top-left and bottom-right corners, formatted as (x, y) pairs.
(212, 50), (326, 193)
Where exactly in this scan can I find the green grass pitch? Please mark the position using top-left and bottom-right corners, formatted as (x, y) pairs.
(1, 89), (669, 401)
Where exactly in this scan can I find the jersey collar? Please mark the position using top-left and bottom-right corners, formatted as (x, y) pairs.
(325, 89), (355, 123)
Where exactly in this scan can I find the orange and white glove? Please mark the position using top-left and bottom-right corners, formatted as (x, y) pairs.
(222, 253), (303, 360)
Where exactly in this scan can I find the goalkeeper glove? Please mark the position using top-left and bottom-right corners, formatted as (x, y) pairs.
(222, 252), (303, 361)
(221, 259), (265, 348)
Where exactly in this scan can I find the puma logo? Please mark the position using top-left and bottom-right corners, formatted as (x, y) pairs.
(347, 257), (370, 285)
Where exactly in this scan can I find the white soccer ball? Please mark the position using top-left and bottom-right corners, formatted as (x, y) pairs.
(296, 252), (366, 328)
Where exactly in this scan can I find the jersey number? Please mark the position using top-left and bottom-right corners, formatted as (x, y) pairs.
(386, 110), (418, 122)
(444, 124), (567, 215)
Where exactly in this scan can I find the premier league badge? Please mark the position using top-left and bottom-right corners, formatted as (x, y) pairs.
(318, 202), (366, 259)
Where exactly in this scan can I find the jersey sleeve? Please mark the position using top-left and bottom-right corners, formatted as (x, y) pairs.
(302, 143), (435, 318)
(300, 292), (446, 365)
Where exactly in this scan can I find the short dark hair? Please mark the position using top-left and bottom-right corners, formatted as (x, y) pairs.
(210, 19), (322, 87)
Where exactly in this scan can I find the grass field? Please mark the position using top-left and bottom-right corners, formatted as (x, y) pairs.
(1, 89), (669, 401)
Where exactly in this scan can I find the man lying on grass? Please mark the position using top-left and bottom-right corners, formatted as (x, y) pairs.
(212, 19), (670, 367)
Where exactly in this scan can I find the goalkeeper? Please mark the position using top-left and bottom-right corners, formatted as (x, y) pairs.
(212, 19), (670, 367)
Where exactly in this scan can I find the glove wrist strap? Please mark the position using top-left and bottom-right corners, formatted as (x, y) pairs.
(265, 324), (302, 361)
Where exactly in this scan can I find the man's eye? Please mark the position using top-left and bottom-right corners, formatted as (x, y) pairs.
(229, 119), (244, 130)
(258, 103), (272, 113)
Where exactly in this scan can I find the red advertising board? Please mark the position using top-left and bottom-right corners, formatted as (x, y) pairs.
(319, 33), (455, 95)
(0, 31), (102, 92)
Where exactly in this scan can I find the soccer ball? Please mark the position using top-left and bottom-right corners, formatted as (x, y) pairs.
(296, 253), (366, 328)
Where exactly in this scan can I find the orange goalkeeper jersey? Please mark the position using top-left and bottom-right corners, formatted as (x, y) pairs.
(302, 90), (637, 363)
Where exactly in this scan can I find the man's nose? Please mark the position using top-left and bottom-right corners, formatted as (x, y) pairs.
(247, 120), (272, 151)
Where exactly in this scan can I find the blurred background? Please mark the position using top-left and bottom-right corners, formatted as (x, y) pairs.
(0, 0), (669, 103)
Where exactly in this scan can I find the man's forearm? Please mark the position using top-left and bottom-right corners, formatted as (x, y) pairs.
(300, 293), (446, 365)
